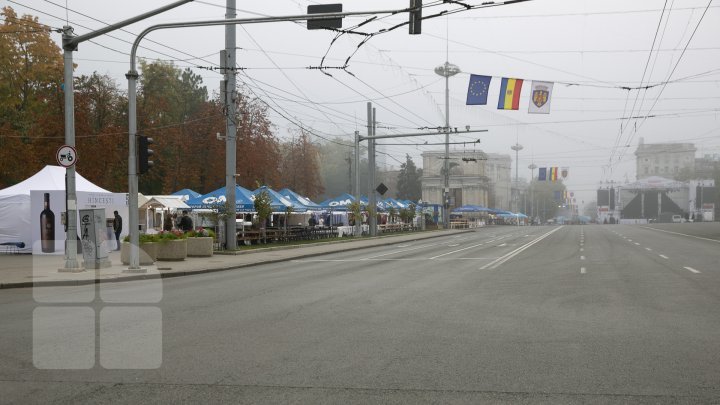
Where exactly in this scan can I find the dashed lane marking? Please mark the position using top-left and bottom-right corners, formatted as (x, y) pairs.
(580, 267), (586, 274)
(684, 266), (701, 274)
(659, 254), (669, 259)
(580, 255), (586, 260)
(645, 247), (652, 251)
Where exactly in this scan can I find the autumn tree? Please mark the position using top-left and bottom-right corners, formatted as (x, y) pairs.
(73, 72), (128, 190)
(234, 91), (281, 190)
(279, 131), (324, 199)
(0, 7), (64, 187)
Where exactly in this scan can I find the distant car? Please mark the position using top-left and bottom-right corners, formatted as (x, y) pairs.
(671, 215), (686, 223)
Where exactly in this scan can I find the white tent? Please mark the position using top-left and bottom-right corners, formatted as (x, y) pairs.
(0, 166), (110, 253)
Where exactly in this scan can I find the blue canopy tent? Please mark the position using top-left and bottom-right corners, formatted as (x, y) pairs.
(186, 185), (255, 211)
(383, 198), (408, 210)
(360, 196), (387, 212)
(278, 188), (321, 212)
(252, 186), (295, 212)
(319, 193), (357, 211)
(452, 204), (490, 213)
(171, 188), (201, 201)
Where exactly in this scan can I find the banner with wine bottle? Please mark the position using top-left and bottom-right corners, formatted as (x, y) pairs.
(30, 191), (129, 255)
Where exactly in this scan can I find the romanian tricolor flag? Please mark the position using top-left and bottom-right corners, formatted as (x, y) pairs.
(549, 167), (559, 181)
(497, 78), (524, 110)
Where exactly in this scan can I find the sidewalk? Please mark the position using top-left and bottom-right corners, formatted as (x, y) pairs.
(0, 229), (473, 289)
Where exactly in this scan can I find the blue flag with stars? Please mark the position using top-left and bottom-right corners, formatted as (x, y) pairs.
(466, 74), (492, 105)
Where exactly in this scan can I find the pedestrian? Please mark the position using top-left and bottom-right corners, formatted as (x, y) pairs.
(179, 210), (193, 232)
(163, 213), (173, 232)
(112, 210), (122, 251)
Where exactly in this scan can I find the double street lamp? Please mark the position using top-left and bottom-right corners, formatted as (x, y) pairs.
(510, 143), (523, 212)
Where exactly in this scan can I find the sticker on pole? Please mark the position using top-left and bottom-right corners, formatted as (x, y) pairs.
(56, 145), (77, 168)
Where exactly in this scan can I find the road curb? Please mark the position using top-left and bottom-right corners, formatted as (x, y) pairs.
(0, 229), (475, 289)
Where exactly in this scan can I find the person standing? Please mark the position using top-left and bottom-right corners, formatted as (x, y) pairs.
(179, 210), (193, 232)
(113, 210), (123, 251)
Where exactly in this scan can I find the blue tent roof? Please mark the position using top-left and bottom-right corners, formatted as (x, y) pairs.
(383, 198), (408, 209)
(360, 196), (387, 212)
(452, 204), (490, 213)
(278, 188), (321, 211)
(252, 186), (295, 212)
(186, 185), (255, 211)
(171, 188), (201, 199)
(318, 193), (357, 211)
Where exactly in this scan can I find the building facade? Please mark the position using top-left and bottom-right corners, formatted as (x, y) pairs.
(634, 138), (696, 180)
(421, 150), (511, 211)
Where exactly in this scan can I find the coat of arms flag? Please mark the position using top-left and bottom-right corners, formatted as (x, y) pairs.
(528, 81), (554, 114)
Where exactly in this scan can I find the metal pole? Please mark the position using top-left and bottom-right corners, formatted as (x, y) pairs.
(369, 107), (377, 236)
(225, 0), (237, 251)
(126, 71), (140, 270)
(444, 74), (450, 229)
(365, 102), (372, 237)
(354, 130), (360, 217)
(61, 32), (81, 271)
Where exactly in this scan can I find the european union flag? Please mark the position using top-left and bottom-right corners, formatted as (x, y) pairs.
(466, 74), (492, 105)
(538, 167), (547, 181)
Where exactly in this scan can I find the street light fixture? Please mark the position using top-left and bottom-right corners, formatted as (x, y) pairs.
(511, 143), (523, 212)
(434, 61), (460, 229)
(528, 163), (537, 220)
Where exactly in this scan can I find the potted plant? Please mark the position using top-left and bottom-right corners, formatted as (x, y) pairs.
(155, 230), (188, 261)
(120, 234), (158, 265)
(186, 227), (215, 257)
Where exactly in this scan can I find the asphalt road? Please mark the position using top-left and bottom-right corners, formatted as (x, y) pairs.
(2, 224), (720, 404)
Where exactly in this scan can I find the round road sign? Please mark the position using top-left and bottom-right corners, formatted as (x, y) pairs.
(56, 145), (78, 168)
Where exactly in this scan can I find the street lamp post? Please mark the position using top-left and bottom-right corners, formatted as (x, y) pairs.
(528, 163), (537, 221)
(434, 61), (460, 229)
(511, 143), (523, 213)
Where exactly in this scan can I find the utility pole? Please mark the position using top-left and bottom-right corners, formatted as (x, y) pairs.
(434, 62), (460, 229)
(224, 0), (237, 251)
(369, 107), (378, 236)
(511, 143), (523, 213)
(528, 163), (536, 220)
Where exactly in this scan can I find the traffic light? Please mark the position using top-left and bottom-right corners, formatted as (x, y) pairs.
(138, 135), (154, 174)
(409, 0), (422, 35)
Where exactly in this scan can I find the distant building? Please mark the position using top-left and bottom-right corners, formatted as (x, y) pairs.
(421, 150), (511, 211)
(634, 137), (696, 180)
(695, 154), (720, 180)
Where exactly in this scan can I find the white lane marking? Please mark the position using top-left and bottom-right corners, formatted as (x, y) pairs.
(362, 242), (438, 260)
(480, 226), (565, 270)
(640, 227), (720, 244)
(580, 255), (586, 260)
(580, 267), (586, 274)
(580, 248), (584, 252)
(396, 244), (410, 248)
(498, 243), (507, 247)
(634, 242), (640, 246)
(659, 254), (669, 259)
(684, 266), (701, 274)
(429, 241), (488, 259)
(628, 239), (633, 242)
(645, 247), (652, 251)
(448, 244), (460, 247)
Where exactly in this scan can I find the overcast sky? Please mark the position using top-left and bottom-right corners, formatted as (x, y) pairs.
(9, 0), (720, 205)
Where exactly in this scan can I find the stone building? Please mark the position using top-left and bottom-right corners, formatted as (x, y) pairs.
(635, 138), (696, 180)
(421, 150), (511, 211)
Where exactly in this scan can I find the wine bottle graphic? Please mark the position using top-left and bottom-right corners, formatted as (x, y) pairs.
(40, 193), (55, 253)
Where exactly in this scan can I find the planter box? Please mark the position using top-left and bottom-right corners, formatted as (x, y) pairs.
(120, 242), (157, 265)
(156, 239), (187, 261)
(187, 237), (213, 257)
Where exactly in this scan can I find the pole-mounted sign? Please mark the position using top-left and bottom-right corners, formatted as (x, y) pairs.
(56, 145), (77, 168)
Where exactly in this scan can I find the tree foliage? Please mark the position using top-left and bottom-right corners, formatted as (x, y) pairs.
(396, 154), (422, 201)
(279, 131), (324, 199)
(0, 7), (325, 199)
